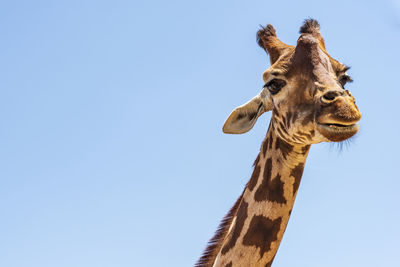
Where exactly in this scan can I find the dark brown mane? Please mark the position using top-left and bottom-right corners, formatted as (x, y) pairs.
(195, 192), (244, 267)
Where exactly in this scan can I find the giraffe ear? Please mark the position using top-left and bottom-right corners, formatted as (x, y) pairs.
(223, 91), (273, 134)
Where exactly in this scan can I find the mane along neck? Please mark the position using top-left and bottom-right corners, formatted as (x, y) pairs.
(197, 124), (311, 267)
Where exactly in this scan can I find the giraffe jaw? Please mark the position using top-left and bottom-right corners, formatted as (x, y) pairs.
(316, 123), (359, 142)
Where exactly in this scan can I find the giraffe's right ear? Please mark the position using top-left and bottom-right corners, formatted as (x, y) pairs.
(223, 90), (273, 134)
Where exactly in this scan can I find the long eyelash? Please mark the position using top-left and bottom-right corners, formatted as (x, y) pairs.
(342, 66), (351, 73)
(264, 79), (275, 88)
(343, 75), (353, 83)
(340, 75), (353, 84)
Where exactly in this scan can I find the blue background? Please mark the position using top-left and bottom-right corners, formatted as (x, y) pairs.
(1, 0), (399, 266)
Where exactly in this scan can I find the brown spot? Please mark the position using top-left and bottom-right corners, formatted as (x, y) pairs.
(301, 111), (314, 126)
(291, 163), (305, 196)
(274, 136), (293, 160)
(292, 112), (299, 124)
(262, 134), (273, 157)
(268, 174), (286, 204)
(248, 164), (261, 191)
(255, 174), (286, 204)
(242, 215), (282, 258)
(268, 135), (274, 150)
(279, 122), (288, 135)
(262, 138), (268, 157)
(221, 201), (249, 254)
(273, 108), (280, 117)
(225, 262), (232, 267)
(301, 145), (310, 155)
(254, 158), (272, 201)
(254, 160), (286, 204)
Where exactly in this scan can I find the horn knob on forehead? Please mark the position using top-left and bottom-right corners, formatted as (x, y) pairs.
(299, 19), (326, 50)
(257, 24), (292, 65)
(291, 19), (336, 78)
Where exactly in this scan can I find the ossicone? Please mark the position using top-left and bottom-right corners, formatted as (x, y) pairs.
(256, 24), (277, 48)
(299, 18), (326, 50)
(256, 23), (291, 65)
(299, 19), (320, 34)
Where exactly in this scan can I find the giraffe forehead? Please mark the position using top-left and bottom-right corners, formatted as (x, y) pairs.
(263, 33), (348, 86)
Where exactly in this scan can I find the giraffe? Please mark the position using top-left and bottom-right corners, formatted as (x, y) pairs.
(196, 19), (361, 267)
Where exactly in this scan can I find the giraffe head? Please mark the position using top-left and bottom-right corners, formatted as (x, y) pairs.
(223, 19), (361, 143)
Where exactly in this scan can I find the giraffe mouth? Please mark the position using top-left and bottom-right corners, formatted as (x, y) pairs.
(316, 123), (359, 142)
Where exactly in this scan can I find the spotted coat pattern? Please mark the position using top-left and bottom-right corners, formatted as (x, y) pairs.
(196, 18), (361, 267)
(210, 126), (310, 267)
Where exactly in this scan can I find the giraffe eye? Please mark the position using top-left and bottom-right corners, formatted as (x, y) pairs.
(338, 74), (353, 88)
(264, 78), (286, 95)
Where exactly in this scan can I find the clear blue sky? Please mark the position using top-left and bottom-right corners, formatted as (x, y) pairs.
(1, 0), (399, 266)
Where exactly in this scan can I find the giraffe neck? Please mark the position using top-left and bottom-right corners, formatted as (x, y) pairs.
(213, 125), (310, 267)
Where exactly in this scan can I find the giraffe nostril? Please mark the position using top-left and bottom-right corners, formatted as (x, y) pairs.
(322, 91), (338, 102)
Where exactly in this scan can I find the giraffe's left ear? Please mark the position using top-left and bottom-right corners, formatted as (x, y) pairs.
(223, 90), (273, 134)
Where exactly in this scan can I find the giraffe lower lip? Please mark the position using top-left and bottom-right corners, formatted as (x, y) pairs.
(320, 123), (356, 128)
(316, 123), (359, 141)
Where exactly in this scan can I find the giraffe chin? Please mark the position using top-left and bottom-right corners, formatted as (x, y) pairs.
(316, 123), (359, 142)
